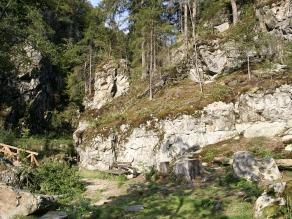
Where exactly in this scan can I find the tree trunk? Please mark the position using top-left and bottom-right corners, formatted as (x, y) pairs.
(141, 32), (147, 79)
(159, 162), (170, 175)
(180, 2), (183, 33)
(174, 159), (202, 183)
(149, 28), (153, 101)
(84, 61), (88, 94)
(231, 0), (238, 25)
(247, 53), (251, 80)
(188, 0), (203, 93)
(188, 0), (196, 41)
(89, 42), (93, 96)
(184, 2), (188, 49)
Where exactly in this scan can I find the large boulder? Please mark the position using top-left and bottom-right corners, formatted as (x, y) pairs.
(232, 151), (281, 182)
(0, 184), (56, 219)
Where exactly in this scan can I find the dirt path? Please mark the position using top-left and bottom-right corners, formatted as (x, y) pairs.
(82, 175), (145, 206)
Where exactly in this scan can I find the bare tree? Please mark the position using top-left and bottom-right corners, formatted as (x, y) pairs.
(231, 0), (238, 25)
(247, 53), (251, 80)
(184, 2), (188, 49)
(188, 0), (203, 93)
(141, 29), (147, 79)
(149, 26), (154, 100)
(89, 42), (93, 96)
(84, 61), (88, 94)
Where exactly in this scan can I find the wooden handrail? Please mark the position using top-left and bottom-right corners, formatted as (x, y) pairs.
(0, 143), (38, 155)
(0, 142), (39, 166)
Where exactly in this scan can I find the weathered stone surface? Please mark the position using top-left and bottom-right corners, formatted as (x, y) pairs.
(282, 135), (292, 144)
(77, 85), (292, 172)
(0, 184), (56, 219)
(84, 59), (129, 109)
(40, 211), (68, 219)
(256, 0), (292, 41)
(77, 135), (114, 171)
(214, 22), (230, 32)
(233, 151), (281, 182)
(254, 182), (287, 218)
(237, 121), (286, 138)
(73, 121), (90, 145)
(254, 193), (285, 218)
(284, 144), (292, 152)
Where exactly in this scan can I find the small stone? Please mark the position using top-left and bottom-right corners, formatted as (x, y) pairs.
(285, 145), (292, 152)
(40, 211), (68, 219)
(124, 205), (144, 212)
(254, 193), (285, 218)
(233, 136), (240, 140)
(202, 162), (208, 167)
(282, 135), (292, 145)
(214, 22), (230, 32)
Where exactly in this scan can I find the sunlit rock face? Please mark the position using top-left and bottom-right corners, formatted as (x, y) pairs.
(0, 184), (56, 219)
(76, 85), (292, 172)
(84, 59), (129, 110)
(256, 0), (292, 41)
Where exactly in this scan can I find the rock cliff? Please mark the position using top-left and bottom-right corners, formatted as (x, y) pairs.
(76, 84), (292, 172)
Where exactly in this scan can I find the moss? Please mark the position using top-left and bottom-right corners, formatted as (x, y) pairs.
(262, 204), (286, 219)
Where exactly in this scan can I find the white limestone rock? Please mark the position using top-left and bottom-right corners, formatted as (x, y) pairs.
(214, 22), (230, 32)
(77, 85), (292, 172)
(85, 59), (129, 110)
(0, 184), (56, 219)
(233, 151), (282, 182)
(254, 193), (285, 218)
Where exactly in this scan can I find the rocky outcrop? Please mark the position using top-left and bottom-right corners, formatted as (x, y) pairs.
(1, 42), (64, 133)
(0, 184), (56, 219)
(84, 59), (129, 110)
(256, 0), (292, 41)
(232, 151), (282, 182)
(77, 85), (292, 172)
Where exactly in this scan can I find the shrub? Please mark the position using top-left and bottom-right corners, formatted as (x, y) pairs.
(27, 161), (85, 198)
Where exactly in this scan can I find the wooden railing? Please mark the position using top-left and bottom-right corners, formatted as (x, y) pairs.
(0, 143), (39, 166)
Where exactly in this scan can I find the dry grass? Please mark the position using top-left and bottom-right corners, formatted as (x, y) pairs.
(200, 136), (291, 163)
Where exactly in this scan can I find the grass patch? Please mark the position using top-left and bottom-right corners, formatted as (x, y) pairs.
(201, 136), (287, 163)
(80, 169), (127, 186)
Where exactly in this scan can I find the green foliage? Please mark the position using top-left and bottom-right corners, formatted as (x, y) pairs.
(211, 84), (233, 101)
(219, 170), (263, 199)
(28, 161), (84, 198)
